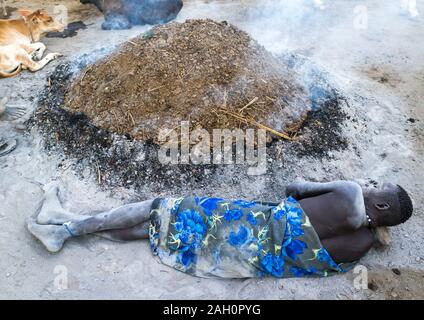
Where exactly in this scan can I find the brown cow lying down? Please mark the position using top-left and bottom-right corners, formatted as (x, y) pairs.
(0, 9), (64, 78)
(81, 0), (183, 30)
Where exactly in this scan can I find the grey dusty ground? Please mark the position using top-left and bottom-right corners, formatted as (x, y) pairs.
(0, 0), (423, 299)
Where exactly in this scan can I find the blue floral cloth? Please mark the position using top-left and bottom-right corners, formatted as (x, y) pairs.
(149, 196), (353, 279)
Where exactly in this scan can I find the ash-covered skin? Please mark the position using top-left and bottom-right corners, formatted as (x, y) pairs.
(28, 50), (350, 193)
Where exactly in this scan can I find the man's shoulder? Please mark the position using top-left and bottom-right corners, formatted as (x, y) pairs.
(332, 181), (363, 199)
(333, 181), (366, 229)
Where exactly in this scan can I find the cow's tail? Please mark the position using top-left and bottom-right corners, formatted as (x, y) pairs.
(0, 65), (22, 78)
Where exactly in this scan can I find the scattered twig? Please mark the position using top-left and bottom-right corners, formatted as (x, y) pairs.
(79, 65), (93, 82)
(97, 166), (102, 184)
(239, 97), (258, 113)
(219, 108), (293, 141)
(285, 114), (308, 134)
(148, 85), (165, 92)
(128, 112), (136, 126)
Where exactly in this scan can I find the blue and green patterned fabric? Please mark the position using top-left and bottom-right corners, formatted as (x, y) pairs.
(149, 196), (354, 279)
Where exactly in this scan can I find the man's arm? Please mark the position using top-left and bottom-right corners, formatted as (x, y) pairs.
(321, 228), (374, 263)
(285, 181), (353, 200)
(289, 180), (367, 233)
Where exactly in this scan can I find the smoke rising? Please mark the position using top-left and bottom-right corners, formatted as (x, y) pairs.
(179, 0), (422, 66)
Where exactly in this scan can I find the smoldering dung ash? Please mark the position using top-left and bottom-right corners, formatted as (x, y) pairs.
(30, 19), (349, 192)
(64, 19), (312, 142)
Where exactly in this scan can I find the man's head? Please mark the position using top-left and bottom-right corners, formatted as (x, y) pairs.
(363, 182), (413, 227)
(18, 9), (65, 35)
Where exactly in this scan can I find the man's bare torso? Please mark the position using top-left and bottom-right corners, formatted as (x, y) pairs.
(288, 181), (375, 263)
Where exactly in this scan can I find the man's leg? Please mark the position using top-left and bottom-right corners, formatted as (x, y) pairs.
(15, 48), (62, 72)
(36, 182), (87, 225)
(95, 221), (150, 242)
(28, 183), (154, 252)
(28, 218), (151, 253)
(65, 199), (153, 236)
(36, 182), (153, 230)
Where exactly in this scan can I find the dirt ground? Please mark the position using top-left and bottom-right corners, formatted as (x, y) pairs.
(0, 0), (423, 299)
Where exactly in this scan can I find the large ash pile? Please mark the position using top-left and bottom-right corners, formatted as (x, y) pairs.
(64, 19), (310, 141)
(30, 19), (350, 194)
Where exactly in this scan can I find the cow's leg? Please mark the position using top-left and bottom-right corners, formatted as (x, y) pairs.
(21, 43), (47, 61)
(0, 47), (23, 77)
(28, 43), (47, 61)
(17, 50), (62, 72)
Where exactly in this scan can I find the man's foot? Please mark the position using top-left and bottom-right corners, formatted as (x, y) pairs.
(27, 219), (71, 253)
(0, 138), (17, 157)
(36, 182), (85, 225)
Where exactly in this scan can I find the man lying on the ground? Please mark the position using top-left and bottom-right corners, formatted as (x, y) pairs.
(28, 180), (413, 278)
